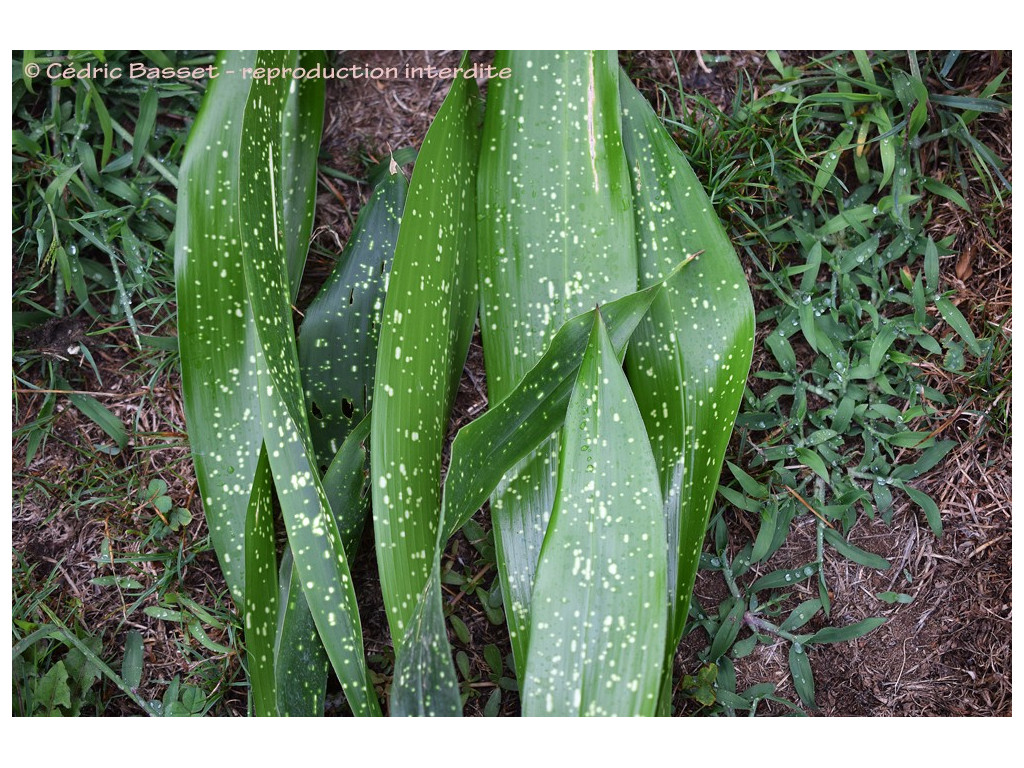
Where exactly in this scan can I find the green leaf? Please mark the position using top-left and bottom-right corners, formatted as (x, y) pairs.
(806, 617), (885, 644)
(892, 69), (929, 141)
(34, 661), (72, 715)
(391, 282), (666, 716)
(922, 178), (971, 212)
(274, 544), (328, 716)
(143, 606), (185, 622)
(89, 575), (144, 590)
(935, 296), (982, 356)
(175, 49), (261, 605)
(779, 599), (822, 632)
(709, 598), (746, 661)
(244, 446), (278, 716)
(618, 69), (755, 686)
(749, 563), (819, 593)
(62, 381), (128, 451)
(442, 281), (664, 542)
(239, 50), (378, 717)
(371, 55), (481, 659)
(727, 462), (769, 498)
(83, 80), (114, 168)
(796, 447), (830, 483)
(484, 644), (503, 676)
(823, 526), (891, 570)
(321, 413), (373, 555)
(298, 162), (406, 467)
(750, 504), (780, 563)
(811, 123), (855, 204)
(122, 630), (144, 690)
(522, 312), (667, 716)
(868, 321), (901, 374)
(132, 87), (159, 171)
(188, 620), (233, 655)
(890, 440), (956, 481)
(40, 609), (156, 715)
(279, 50), (326, 299)
(478, 51), (637, 672)
(876, 592), (914, 605)
(900, 483), (943, 537)
(788, 643), (816, 709)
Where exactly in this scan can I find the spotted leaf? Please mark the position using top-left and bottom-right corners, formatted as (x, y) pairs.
(619, 70), (755, 707)
(522, 311), (667, 716)
(477, 50), (637, 672)
(371, 55), (481, 652)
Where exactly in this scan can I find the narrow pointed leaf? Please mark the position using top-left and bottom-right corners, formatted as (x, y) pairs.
(935, 296), (982, 356)
(522, 313), (667, 716)
(392, 278), (671, 716)
(619, 70), (755, 657)
(274, 545), (328, 716)
(709, 597), (745, 661)
(321, 413), (373, 554)
(478, 50), (637, 671)
(443, 281), (664, 540)
(175, 48), (260, 603)
(280, 50), (326, 299)
(806, 617), (885, 645)
(299, 164), (407, 467)
(62, 381), (128, 451)
(900, 483), (943, 537)
(240, 50), (378, 716)
(244, 446), (278, 716)
(823, 526), (891, 570)
(788, 643), (816, 709)
(371, 58), (481, 650)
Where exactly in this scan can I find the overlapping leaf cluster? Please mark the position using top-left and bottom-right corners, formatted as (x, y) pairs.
(176, 49), (756, 717)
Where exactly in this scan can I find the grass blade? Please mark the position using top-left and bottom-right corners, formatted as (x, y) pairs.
(371, 56), (480, 651)
(522, 312), (667, 716)
(788, 642), (816, 709)
(61, 379), (128, 451)
(477, 50), (637, 671)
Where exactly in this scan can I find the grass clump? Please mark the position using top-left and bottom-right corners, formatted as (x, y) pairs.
(621, 49), (1010, 713)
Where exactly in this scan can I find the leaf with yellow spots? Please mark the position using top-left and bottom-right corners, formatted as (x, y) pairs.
(477, 50), (637, 673)
(371, 54), (481, 656)
(522, 311), (667, 716)
(299, 162), (407, 469)
(239, 50), (379, 716)
(619, 69), (755, 711)
(392, 271), (674, 716)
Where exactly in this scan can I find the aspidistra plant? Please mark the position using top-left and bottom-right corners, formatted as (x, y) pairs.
(177, 49), (384, 716)
(177, 48), (753, 717)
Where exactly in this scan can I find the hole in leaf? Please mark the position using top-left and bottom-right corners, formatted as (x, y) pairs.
(311, 401), (324, 420)
(348, 288), (354, 305)
(379, 260), (386, 275)
(342, 398), (354, 418)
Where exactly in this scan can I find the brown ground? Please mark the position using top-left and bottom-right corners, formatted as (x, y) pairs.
(11, 50), (1011, 717)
